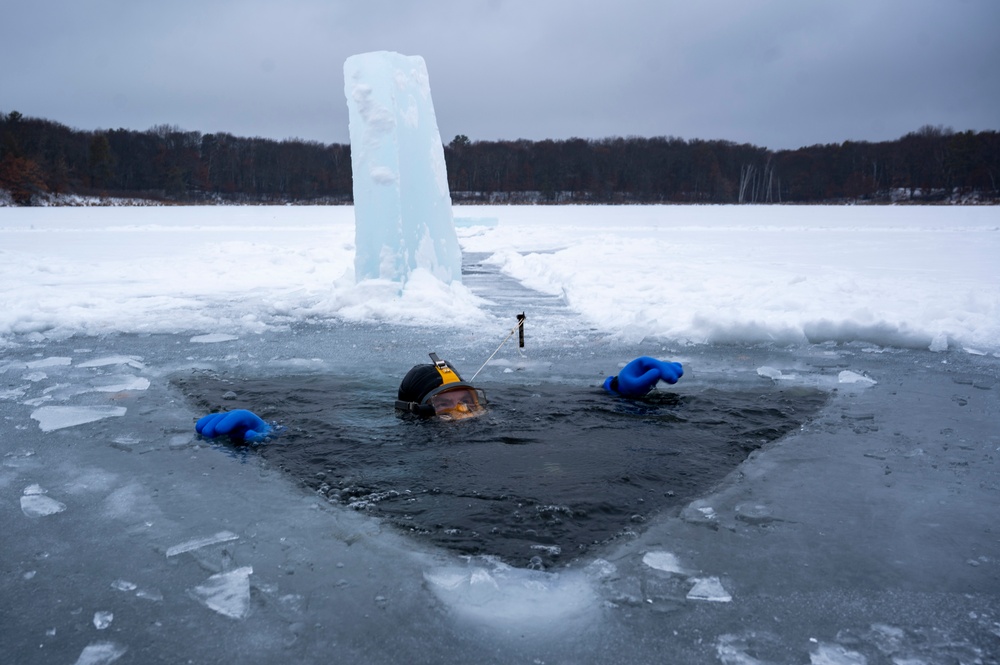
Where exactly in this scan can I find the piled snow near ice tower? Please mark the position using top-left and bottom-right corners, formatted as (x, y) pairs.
(344, 51), (462, 284)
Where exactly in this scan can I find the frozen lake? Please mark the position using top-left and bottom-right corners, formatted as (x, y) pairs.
(1, 205), (998, 664)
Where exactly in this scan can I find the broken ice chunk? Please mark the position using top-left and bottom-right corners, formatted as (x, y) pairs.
(809, 643), (867, 665)
(686, 577), (732, 602)
(26, 357), (72, 369)
(190, 333), (239, 344)
(31, 405), (127, 432)
(838, 370), (877, 385)
(642, 551), (684, 574)
(71, 641), (127, 665)
(20, 489), (66, 517)
(88, 376), (151, 393)
(93, 611), (113, 629)
(735, 502), (775, 525)
(77, 355), (145, 369)
(165, 530), (239, 557)
(189, 566), (253, 619)
(681, 499), (718, 525)
(0, 387), (27, 400)
(758, 366), (797, 381)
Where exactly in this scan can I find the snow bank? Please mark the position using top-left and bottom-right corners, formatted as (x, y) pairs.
(1, 205), (997, 353)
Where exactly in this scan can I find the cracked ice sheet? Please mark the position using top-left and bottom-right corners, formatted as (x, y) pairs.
(30, 405), (127, 432)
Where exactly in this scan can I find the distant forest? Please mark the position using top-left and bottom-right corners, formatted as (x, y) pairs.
(1, 109), (997, 206)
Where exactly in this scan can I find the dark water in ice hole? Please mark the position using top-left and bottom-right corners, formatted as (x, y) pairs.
(174, 372), (828, 568)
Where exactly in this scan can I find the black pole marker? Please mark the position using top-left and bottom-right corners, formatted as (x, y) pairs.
(517, 312), (525, 348)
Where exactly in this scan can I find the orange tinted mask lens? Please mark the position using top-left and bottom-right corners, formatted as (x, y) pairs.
(428, 388), (486, 420)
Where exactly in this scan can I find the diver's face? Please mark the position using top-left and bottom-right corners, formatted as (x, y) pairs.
(427, 387), (487, 421)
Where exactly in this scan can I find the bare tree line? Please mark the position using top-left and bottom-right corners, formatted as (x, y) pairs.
(1, 110), (997, 206)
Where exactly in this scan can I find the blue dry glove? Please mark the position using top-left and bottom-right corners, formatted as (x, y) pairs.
(196, 409), (272, 443)
(604, 356), (683, 397)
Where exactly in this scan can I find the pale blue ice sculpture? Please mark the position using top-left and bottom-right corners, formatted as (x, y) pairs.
(344, 51), (462, 284)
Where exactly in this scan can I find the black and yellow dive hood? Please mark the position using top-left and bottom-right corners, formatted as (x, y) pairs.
(395, 353), (486, 418)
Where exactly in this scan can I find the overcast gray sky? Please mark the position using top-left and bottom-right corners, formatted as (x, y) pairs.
(2, 0), (997, 150)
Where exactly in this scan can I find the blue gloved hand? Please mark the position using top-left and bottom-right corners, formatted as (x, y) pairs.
(603, 356), (684, 397)
(196, 409), (272, 443)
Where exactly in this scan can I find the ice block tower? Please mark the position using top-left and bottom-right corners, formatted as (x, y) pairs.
(344, 51), (462, 284)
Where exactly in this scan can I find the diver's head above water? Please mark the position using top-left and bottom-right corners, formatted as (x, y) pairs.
(395, 353), (487, 421)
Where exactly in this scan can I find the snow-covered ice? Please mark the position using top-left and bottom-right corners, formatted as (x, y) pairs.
(0, 205), (996, 351)
(1, 204), (998, 664)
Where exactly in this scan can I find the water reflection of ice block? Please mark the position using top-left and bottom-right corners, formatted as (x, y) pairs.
(344, 51), (462, 284)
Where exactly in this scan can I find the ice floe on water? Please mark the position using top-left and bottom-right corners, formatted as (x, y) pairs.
(188, 566), (253, 619)
(30, 405), (127, 432)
